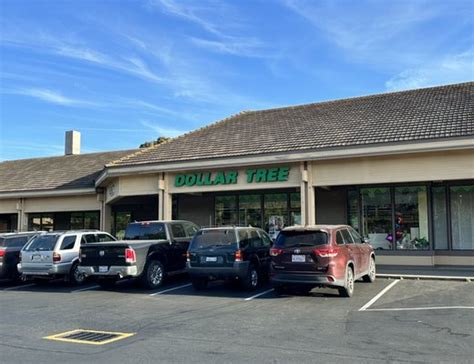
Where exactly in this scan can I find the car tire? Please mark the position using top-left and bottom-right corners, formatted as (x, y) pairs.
(363, 257), (376, 283)
(242, 264), (259, 291)
(98, 278), (117, 289)
(339, 266), (354, 298)
(191, 277), (208, 290)
(141, 260), (165, 290)
(69, 262), (86, 286)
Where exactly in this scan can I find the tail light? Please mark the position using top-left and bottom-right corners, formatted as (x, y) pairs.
(125, 248), (136, 264)
(235, 250), (243, 262)
(313, 247), (339, 258)
(0, 248), (5, 258)
(186, 251), (191, 262)
(269, 248), (283, 257)
(53, 252), (61, 263)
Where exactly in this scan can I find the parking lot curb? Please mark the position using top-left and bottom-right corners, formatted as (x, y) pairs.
(377, 273), (472, 282)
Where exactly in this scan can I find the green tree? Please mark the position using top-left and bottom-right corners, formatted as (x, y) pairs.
(139, 136), (171, 148)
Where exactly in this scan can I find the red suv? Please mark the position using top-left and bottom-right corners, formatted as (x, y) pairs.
(270, 225), (375, 297)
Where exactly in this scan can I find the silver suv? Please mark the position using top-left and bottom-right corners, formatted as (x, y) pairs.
(18, 230), (116, 285)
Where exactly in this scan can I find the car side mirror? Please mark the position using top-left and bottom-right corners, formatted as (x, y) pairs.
(363, 237), (370, 244)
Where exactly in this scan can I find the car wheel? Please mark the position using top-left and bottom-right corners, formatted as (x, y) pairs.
(339, 266), (354, 298)
(363, 257), (376, 283)
(69, 262), (85, 286)
(242, 264), (259, 291)
(191, 277), (208, 290)
(98, 278), (117, 289)
(141, 260), (165, 290)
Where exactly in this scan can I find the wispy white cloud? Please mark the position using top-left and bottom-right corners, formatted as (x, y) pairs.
(10, 88), (99, 107)
(386, 49), (474, 91)
(141, 120), (188, 137)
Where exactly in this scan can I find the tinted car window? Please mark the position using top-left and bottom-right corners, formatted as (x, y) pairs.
(97, 233), (115, 242)
(83, 234), (97, 244)
(336, 231), (345, 245)
(124, 223), (167, 240)
(274, 230), (328, 248)
(190, 229), (237, 249)
(60, 236), (76, 250)
(238, 229), (251, 249)
(260, 231), (272, 247)
(24, 235), (59, 251)
(2, 236), (31, 248)
(171, 224), (186, 238)
(249, 230), (262, 248)
(349, 228), (363, 244)
(341, 229), (354, 244)
(184, 223), (199, 238)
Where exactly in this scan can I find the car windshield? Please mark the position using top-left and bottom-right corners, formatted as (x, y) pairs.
(24, 235), (59, 251)
(190, 229), (237, 249)
(124, 223), (167, 240)
(274, 230), (328, 248)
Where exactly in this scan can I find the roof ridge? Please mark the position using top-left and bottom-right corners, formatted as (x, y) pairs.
(106, 111), (250, 167)
(249, 81), (474, 114)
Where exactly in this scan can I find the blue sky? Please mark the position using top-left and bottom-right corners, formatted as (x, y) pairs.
(0, 0), (473, 160)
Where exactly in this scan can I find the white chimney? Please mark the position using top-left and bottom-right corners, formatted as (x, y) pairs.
(65, 130), (81, 155)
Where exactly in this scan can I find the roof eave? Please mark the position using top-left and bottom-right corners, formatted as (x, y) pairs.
(0, 188), (98, 199)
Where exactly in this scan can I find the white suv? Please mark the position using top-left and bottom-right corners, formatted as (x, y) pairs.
(18, 230), (116, 285)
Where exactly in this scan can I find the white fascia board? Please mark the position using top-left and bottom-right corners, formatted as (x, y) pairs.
(0, 188), (97, 199)
(95, 137), (474, 187)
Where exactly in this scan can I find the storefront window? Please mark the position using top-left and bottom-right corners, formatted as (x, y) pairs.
(347, 189), (359, 232)
(290, 192), (301, 225)
(215, 196), (238, 226)
(238, 194), (262, 228)
(264, 194), (288, 240)
(432, 187), (448, 250)
(41, 214), (54, 232)
(28, 211), (99, 232)
(113, 212), (131, 239)
(394, 186), (429, 250)
(450, 185), (474, 250)
(70, 212), (84, 230)
(84, 212), (99, 229)
(361, 188), (392, 250)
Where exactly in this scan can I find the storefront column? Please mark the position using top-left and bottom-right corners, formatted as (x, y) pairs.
(300, 162), (316, 226)
(158, 173), (172, 220)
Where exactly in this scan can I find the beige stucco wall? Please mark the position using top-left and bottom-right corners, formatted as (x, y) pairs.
(106, 175), (159, 203)
(23, 195), (101, 213)
(312, 149), (474, 186)
(433, 255), (474, 266)
(376, 255), (434, 266)
(168, 164), (301, 194)
(0, 199), (18, 213)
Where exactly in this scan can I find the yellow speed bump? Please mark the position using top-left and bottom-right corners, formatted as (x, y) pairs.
(44, 329), (135, 345)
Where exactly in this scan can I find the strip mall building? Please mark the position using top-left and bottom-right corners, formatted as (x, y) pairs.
(1, 83), (473, 267)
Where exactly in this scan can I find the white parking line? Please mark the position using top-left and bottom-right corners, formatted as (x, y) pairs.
(365, 306), (474, 312)
(72, 285), (100, 293)
(244, 288), (274, 301)
(2, 283), (36, 291)
(359, 279), (400, 311)
(149, 283), (192, 296)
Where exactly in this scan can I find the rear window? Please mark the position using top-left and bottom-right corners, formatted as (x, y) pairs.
(124, 223), (167, 240)
(274, 230), (328, 248)
(24, 235), (59, 251)
(0, 236), (33, 248)
(190, 229), (237, 249)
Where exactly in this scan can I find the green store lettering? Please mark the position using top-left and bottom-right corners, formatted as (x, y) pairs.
(174, 167), (290, 187)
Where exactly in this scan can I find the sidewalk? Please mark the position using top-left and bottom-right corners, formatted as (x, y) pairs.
(377, 265), (474, 281)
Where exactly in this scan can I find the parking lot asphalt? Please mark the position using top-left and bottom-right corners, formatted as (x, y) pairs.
(1, 277), (473, 364)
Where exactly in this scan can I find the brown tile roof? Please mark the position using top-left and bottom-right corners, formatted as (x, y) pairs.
(109, 82), (474, 167)
(0, 150), (136, 194)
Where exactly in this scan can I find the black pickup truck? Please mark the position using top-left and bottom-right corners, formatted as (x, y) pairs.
(78, 220), (199, 289)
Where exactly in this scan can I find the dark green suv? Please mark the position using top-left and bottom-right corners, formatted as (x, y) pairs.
(186, 227), (273, 291)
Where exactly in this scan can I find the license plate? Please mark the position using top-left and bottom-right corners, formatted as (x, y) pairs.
(205, 257), (217, 262)
(292, 255), (306, 262)
(32, 255), (41, 261)
(99, 266), (108, 273)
